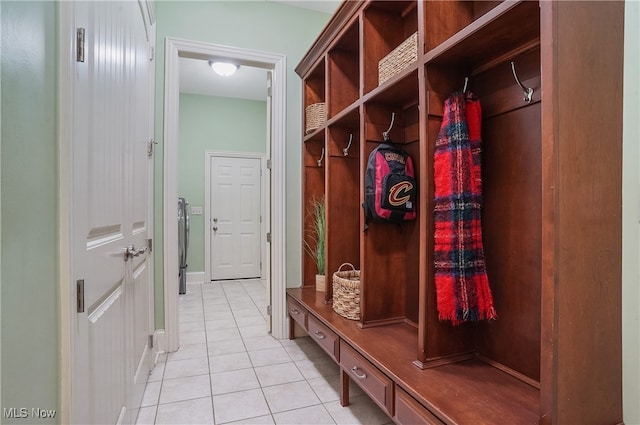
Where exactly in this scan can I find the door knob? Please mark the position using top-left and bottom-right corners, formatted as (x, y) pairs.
(125, 245), (148, 261)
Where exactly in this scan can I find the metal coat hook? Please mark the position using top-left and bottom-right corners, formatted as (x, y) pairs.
(510, 61), (534, 103)
(343, 133), (353, 156)
(383, 112), (395, 142)
(317, 147), (325, 167)
(462, 77), (469, 94)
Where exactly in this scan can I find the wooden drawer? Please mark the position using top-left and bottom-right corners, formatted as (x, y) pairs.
(307, 314), (339, 362)
(340, 340), (393, 415)
(287, 296), (307, 331)
(394, 387), (444, 425)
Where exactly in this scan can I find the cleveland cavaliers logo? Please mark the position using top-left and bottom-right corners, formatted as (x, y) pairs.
(388, 181), (413, 206)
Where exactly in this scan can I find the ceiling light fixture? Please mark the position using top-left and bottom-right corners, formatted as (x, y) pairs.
(209, 61), (238, 77)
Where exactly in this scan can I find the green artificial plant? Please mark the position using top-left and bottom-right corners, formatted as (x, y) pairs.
(303, 196), (326, 276)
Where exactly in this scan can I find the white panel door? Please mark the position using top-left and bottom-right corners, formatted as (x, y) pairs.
(71, 1), (154, 424)
(210, 156), (262, 280)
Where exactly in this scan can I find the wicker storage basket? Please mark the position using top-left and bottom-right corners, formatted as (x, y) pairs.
(378, 32), (418, 86)
(305, 102), (326, 134)
(332, 263), (361, 320)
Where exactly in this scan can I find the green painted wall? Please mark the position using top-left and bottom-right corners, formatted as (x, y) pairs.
(153, 1), (332, 327)
(179, 93), (267, 273)
(622, 2), (640, 424)
(0, 1), (59, 423)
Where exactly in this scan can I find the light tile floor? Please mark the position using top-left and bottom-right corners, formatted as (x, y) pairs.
(136, 280), (392, 425)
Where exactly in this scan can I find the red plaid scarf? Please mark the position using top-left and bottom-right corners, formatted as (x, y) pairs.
(433, 92), (497, 324)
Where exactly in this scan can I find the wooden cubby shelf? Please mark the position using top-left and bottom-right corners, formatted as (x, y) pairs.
(294, 1), (624, 424)
(363, 1), (418, 94)
(327, 19), (360, 117)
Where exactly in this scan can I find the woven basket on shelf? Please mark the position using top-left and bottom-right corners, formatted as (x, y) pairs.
(378, 32), (418, 86)
(332, 263), (360, 320)
(305, 102), (326, 134)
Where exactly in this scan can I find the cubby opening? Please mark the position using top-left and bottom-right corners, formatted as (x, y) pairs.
(424, 1), (540, 69)
(362, 1), (418, 95)
(303, 133), (326, 288)
(423, 1), (503, 53)
(304, 58), (326, 136)
(474, 47), (542, 385)
(327, 20), (360, 118)
(422, 1), (542, 387)
(360, 74), (420, 327)
(325, 114), (361, 304)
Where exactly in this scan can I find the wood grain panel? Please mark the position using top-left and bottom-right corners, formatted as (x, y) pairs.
(340, 340), (394, 415)
(328, 21), (359, 117)
(326, 127), (360, 301)
(362, 1), (418, 94)
(545, 2), (624, 423)
(309, 315), (340, 362)
(289, 287), (540, 425)
(395, 387), (444, 425)
(479, 103), (542, 382)
(304, 58), (326, 107)
(423, 1), (475, 53)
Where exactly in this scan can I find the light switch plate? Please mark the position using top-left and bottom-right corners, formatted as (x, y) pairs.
(190, 206), (203, 215)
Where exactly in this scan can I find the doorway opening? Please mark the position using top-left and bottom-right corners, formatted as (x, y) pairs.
(163, 38), (287, 353)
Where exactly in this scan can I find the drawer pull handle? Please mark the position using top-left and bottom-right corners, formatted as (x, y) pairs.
(313, 331), (325, 339)
(291, 309), (300, 315)
(351, 366), (367, 380)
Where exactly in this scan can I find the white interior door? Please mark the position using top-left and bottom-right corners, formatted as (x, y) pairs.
(210, 156), (262, 280)
(71, 1), (154, 423)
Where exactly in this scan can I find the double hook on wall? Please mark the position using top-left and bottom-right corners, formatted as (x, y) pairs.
(462, 61), (534, 104)
(510, 61), (534, 103)
(317, 147), (325, 167)
(316, 133), (355, 165)
(343, 134), (353, 156)
(383, 112), (396, 142)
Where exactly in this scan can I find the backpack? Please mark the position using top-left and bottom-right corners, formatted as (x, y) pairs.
(363, 142), (417, 225)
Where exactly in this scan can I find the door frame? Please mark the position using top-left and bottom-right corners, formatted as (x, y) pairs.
(163, 38), (287, 353)
(204, 151), (267, 283)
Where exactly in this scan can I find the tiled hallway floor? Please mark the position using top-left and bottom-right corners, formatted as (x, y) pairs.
(136, 280), (392, 425)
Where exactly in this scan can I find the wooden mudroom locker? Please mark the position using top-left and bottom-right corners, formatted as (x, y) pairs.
(288, 1), (625, 424)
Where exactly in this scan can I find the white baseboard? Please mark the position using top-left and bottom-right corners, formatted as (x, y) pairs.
(186, 271), (205, 284)
(153, 329), (166, 363)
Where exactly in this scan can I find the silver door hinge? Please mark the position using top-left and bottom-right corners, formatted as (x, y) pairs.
(147, 238), (153, 252)
(77, 279), (85, 313)
(147, 139), (157, 157)
(76, 28), (85, 62)
(266, 159), (272, 170)
(266, 305), (272, 316)
(148, 335), (154, 348)
(266, 232), (271, 243)
(266, 74), (273, 97)
(149, 46), (155, 61)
